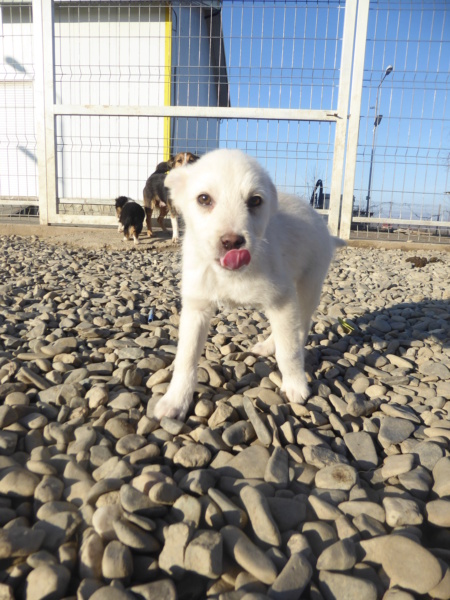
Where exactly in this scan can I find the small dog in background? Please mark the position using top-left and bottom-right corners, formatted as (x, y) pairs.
(115, 196), (145, 245)
(153, 149), (345, 421)
(143, 152), (199, 242)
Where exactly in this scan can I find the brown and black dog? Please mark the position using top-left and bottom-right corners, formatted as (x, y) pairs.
(143, 152), (199, 242)
(115, 196), (145, 245)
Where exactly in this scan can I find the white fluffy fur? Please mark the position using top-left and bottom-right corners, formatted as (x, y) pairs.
(154, 149), (343, 420)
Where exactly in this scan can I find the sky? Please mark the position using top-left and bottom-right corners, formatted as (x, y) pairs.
(213, 0), (449, 222)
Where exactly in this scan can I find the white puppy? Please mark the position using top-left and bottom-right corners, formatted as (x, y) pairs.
(154, 149), (344, 421)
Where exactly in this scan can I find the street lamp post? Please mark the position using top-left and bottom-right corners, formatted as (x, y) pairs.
(365, 65), (393, 217)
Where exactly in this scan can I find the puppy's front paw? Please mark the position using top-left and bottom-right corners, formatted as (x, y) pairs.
(154, 391), (192, 421)
(251, 336), (275, 357)
(171, 236), (180, 245)
(281, 375), (310, 405)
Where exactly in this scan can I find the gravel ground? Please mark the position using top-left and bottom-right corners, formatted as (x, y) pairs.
(0, 233), (449, 600)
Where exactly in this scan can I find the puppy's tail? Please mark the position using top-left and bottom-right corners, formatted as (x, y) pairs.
(333, 236), (347, 249)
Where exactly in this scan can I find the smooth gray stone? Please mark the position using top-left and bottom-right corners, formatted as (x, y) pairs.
(344, 431), (378, 470)
(264, 447), (289, 488)
(221, 525), (278, 585)
(315, 464), (358, 491)
(302, 521), (338, 557)
(378, 416), (415, 448)
(432, 457), (450, 498)
(113, 519), (160, 553)
(243, 395), (273, 446)
(0, 527), (46, 558)
(267, 497), (307, 532)
(129, 580), (177, 600)
(158, 522), (193, 578)
(316, 539), (357, 571)
(382, 497), (423, 527)
(318, 571), (377, 600)
(173, 443), (212, 468)
(184, 530), (223, 579)
(0, 468), (40, 497)
(101, 540), (133, 580)
(216, 445), (270, 478)
(240, 485), (281, 547)
(34, 510), (82, 552)
(208, 488), (248, 528)
(426, 499), (450, 527)
(268, 553), (312, 599)
(23, 564), (71, 600)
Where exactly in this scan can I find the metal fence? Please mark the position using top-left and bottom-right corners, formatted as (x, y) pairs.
(1, 0), (449, 243)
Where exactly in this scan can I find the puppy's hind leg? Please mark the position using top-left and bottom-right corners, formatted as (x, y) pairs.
(170, 214), (180, 244)
(154, 299), (213, 421)
(296, 276), (326, 348)
(144, 207), (153, 237)
(267, 297), (310, 404)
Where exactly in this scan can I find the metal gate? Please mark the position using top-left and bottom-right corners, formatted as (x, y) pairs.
(1, 0), (449, 242)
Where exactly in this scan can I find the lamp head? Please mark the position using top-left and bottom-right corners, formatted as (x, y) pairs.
(385, 65), (393, 76)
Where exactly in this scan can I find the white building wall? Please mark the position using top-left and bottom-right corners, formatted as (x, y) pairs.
(54, 5), (167, 202)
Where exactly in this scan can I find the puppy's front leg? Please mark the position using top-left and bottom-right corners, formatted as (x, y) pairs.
(153, 299), (213, 421)
(267, 299), (310, 404)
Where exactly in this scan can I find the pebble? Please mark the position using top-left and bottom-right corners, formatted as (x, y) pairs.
(184, 530), (223, 579)
(316, 539), (357, 571)
(426, 499), (450, 527)
(0, 237), (449, 597)
(24, 564), (71, 600)
(378, 416), (416, 447)
(343, 431), (379, 470)
(221, 525), (278, 585)
(381, 535), (444, 594)
(318, 571), (377, 600)
(268, 553), (312, 599)
(382, 497), (423, 527)
(240, 485), (281, 547)
(102, 540), (133, 580)
(315, 464), (358, 491)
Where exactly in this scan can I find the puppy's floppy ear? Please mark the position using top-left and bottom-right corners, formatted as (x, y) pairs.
(167, 156), (175, 169)
(164, 166), (190, 210)
(154, 161), (171, 174)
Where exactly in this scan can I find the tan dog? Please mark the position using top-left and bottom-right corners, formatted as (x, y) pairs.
(143, 152), (199, 242)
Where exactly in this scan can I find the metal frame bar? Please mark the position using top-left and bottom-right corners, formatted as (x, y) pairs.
(327, 0), (358, 236)
(339, 0), (370, 240)
(33, 0), (57, 225)
(50, 105), (340, 122)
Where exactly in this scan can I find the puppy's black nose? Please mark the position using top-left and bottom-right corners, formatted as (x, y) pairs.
(221, 233), (246, 250)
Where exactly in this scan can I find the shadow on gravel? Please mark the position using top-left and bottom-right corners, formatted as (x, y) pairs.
(343, 299), (449, 350)
(304, 298), (449, 396)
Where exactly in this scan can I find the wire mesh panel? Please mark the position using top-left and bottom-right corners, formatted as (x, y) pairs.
(350, 0), (449, 242)
(0, 2), (39, 220)
(47, 0), (347, 223)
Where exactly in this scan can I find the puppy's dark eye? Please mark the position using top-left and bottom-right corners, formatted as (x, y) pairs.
(197, 194), (212, 207)
(247, 195), (262, 208)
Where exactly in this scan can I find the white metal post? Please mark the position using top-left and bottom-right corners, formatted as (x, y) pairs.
(33, 0), (57, 225)
(327, 0), (358, 236)
(339, 0), (370, 240)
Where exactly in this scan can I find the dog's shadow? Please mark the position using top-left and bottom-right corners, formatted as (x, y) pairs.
(327, 298), (449, 349)
(303, 297), (449, 395)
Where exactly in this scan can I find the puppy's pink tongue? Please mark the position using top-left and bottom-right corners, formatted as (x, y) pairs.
(220, 249), (251, 270)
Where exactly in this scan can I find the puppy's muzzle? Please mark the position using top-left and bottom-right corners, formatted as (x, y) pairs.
(220, 233), (246, 250)
(219, 233), (251, 271)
